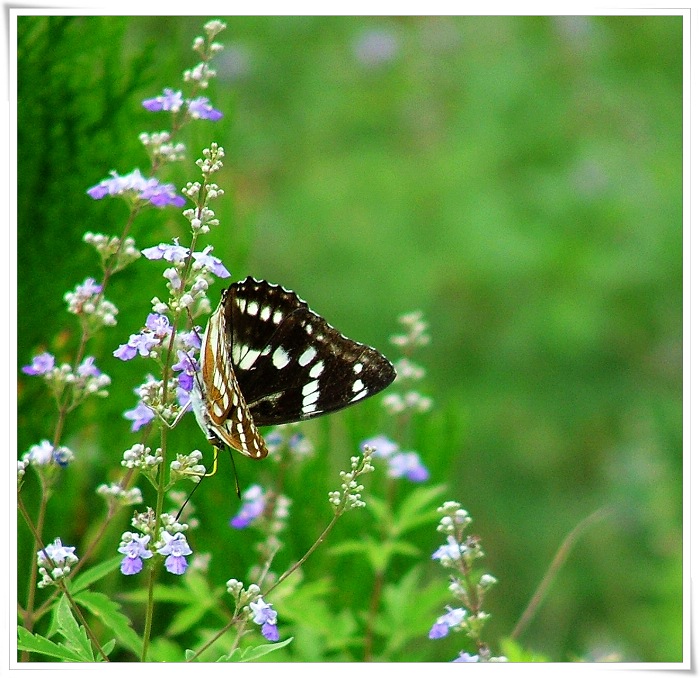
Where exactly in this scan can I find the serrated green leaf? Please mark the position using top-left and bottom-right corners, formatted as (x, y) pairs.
(17, 626), (84, 662)
(70, 555), (123, 594)
(55, 594), (95, 661)
(74, 590), (142, 660)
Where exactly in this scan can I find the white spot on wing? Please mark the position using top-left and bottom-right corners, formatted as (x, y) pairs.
(247, 301), (259, 316)
(302, 380), (319, 396)
(260, 306), (271, 321)
(309, 361), (324, 378)
(273, 310), (283, 324)
(352, 379), (364, 393)
(298, 346), (317, 366)
(239, 348), (261, 370)
(272, 346), (290, 369)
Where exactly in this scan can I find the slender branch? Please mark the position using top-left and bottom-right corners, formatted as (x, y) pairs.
(510, 507), (613, 641)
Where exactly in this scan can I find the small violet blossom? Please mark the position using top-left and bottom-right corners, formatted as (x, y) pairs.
(124, 401), (155, 432)
(118, 534), (153, 575)
(453, 651), (480, 662)
(22, 352), (55, 376)
(359, 436), (429, 482)
(142, 242), (230, 278)
(37, 538), (79, 587)
(388, 451), (429, 482)
(432, 535), (465, 565)
(249, 597), (280, 642)
(157, 532), (192, 575)
(428, 607), (466, 639)
(114, 313), (172, 361)
(87, 169), (185, 208)
(142, 88), (223, 121)
(172, 350), (198, 392)
(230, 485), (266, 529)
(24, 440), (74, 468)
(361, 434), (399, 459)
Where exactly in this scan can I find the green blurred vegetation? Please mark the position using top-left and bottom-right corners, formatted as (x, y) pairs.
(17, 15), (683, 661)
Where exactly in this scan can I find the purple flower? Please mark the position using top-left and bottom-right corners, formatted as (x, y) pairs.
(192, 246), (230, 278)
(114, 314), (172, 362)
(139, 178), (186, 208)
(22, 352), (55, 376)
(124, 401), (155, 432)
(172, 350), (198, 392)
(230, 485), (266, 529)
(361, 434), (398, 459)
(250, 598), (279, 641)
(453, 651), (479, 662)
(118, 534), (152, 575)
(178, 328), (202, 351)
(38, 538), (78, 574)
(388, 451), (429, 482)
(76, 356), (101, 378)
(145, 313), (172, 338)
(432, 535), (464, 563)
(142, 242), (190, 263)
(187, 96), (223, 121)
(428, 607), (466, 639)
(87, 169), (185, 208)
(142, 88), (184, 113)
(25, 440), (74, 467)
(157, 532), (192, 575)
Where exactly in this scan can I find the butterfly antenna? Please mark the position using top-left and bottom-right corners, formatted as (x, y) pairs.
(227, 448), (242, 499)
(175, 450), (218, 521)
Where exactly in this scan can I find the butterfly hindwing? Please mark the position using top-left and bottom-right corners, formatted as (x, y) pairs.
(196, 296), (268, 458)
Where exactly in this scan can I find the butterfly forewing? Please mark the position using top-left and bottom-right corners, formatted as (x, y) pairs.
(194, 276), (396, 457)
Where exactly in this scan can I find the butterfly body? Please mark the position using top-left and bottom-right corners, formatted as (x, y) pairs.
(193, 277), (396, 459)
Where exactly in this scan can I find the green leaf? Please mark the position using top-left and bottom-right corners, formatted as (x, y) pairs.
(17, 626), (85, 662)
(217, 637), (294, 662)
(393, 484), (448, 536)
(73, 590), (142, 660)
(55, 594), (95, 661)
(70, 555), (123, 594)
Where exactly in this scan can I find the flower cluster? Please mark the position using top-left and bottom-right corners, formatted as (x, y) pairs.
(142, 88), (223, 122)
(37, 538), (79, 588)
(83, 232), (141, 273)
(96, 482), (143, 507)
(329, 445), (375, 512)
(139, 131), (186, 165)
(170, 449), (207, 483)
(181, 143), (226, 236)
(87, 169), (185, 208)
(19, 441), (74, 487)
(361, 434), (429, 482)
(64, 278), (118, 328)
(383, 311), (433, 415)
(143, 241), (229, 315)
(22, 353), (111, 407)
(118, 510), (192, 576)
(428, 501), (506, 662)
(226, 579), (280, 642)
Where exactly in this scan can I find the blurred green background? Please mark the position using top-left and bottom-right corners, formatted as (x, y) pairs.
(17, 15), (683, 661)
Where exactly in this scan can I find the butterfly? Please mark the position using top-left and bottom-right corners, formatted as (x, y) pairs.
(190, 277), (396, 459)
